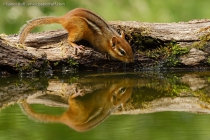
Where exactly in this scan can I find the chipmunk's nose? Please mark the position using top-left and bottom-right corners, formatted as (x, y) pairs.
(129, 58), (134, 63)
(125, 58), (134, 63)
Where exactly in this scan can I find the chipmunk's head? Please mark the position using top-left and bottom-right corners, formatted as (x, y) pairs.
(109, 32), (134, 63)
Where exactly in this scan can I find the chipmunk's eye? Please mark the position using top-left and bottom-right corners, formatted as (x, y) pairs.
(119, 48), (126, 56)
(119, 87), (126, 94)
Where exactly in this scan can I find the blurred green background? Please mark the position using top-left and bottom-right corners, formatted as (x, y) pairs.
(1, 0), (210, 34)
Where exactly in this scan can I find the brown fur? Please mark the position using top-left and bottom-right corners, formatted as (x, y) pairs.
(19, 8), (134, 63)
(20, 79), (133, 131)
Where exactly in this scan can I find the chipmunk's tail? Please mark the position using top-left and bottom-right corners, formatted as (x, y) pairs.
(20, 100), (62, 123)
(19, 16), (61, 44)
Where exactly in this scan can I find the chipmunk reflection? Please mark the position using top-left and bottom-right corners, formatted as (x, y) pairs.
(21, 79), (133, 132)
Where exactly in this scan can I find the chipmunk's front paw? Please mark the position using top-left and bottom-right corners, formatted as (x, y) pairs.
(71, 87), (85, 98)
(74, 45), (85, 55)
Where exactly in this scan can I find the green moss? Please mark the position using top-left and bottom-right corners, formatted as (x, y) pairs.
(141, 42), (189, 67)
(54, 61), (60, 66)
(144, 46), (168, 59)
(14, 56), (52, 75)
(207, 57), (210, 64)
(191, 40), (207, 50)
(191, 28), (210, 50)
(193, 89), (210, 103)
(59, 58), (79, 73)
(171, 44), (189, 55)
(164, 44), (189, 66)
(67, 58), (78, 67)
(166, 56), (180, 66)
(171, 84), (191, 95)
(200, 30), (210, 41)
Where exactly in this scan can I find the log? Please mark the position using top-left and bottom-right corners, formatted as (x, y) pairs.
(1, 20), (210, 73)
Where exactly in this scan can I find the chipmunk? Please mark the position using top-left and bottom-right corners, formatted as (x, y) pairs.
(19, 8), (134, 63)
(20, 78), (134, 132)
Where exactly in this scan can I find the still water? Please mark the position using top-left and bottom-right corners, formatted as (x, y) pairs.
(1, 71), (210, 140)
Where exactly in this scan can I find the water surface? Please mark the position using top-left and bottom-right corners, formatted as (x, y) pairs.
(1, 71), (210, 140)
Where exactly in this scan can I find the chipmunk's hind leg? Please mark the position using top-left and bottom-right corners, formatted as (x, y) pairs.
(64, 17), (87, 55)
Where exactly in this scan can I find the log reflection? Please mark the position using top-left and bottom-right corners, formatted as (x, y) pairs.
(2, 72), (210, 131)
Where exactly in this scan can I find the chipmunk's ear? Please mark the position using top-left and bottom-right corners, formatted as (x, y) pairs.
(111, 36), (117, 48)
(120, 31), (125, 39)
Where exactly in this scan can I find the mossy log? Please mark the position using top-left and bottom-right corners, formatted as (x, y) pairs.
(1, 20), (210, 73)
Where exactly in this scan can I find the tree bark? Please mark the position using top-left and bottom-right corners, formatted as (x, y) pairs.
(1, 20), (210, 73)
